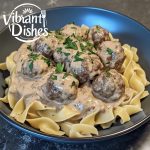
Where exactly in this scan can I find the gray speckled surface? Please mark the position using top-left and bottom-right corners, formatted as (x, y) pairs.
(0, 0), (150, 149)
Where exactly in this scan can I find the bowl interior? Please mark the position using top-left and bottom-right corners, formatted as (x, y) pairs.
(0, 7), (150, 143)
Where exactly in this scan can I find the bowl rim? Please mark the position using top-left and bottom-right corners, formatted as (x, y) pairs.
(0, 6), (150, 143)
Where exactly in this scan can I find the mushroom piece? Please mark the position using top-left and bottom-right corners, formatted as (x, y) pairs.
(92, 69), (125, 102)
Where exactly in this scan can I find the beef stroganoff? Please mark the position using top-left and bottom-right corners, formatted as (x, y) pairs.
(0, 23), (149, 137)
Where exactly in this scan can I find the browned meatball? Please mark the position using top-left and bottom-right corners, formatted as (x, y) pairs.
(65, 53), (103, 84)
(53, 44), (75, 63)
(19, 57), (49, 78)
(98, 41), (125, 70)
(92, 69), (125, 102)
(31, 35), (58, 58)
(42, 72), (79, 104)
(88, 25), (110, 45)
(61, 23), (89, 38)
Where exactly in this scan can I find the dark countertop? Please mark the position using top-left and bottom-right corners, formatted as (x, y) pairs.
(0, 0), (150, 149)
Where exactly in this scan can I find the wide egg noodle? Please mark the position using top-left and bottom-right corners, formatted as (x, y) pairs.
(6, 51), (17, 74)
(95, 107), (115, 125)
(37, 105), (80, 122)
(10, 98), (55, 123)
(60, 122), (98, 138)
(80, 108), (100, 125)
(113, 44), (149, 124)
(0, 95), (8, 103)
(26, 117), (64, 136)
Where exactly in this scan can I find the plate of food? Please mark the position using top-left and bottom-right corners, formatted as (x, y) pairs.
(0, 6), (150, 143)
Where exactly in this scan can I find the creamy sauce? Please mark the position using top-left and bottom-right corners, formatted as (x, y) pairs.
(8, 24), (127, 117)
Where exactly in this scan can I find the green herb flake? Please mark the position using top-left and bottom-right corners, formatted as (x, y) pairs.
(63, 72), (69, 79)
(28, 53), (39, 61)
(80, 43), (85, 51)
(56, 47), (62, 53)
(71, 81), (76, 88)
(55, 63), (64, 73)
(107, 48), (113, 55)
(55, 30), (64, 40)
(88, 50), (97, 55)
(64, 37), (78, 50)
(96, 25), (100, 30)
(86, 41), (94, 49)
(51, 74), (57, 80)
(64, 52), (70, 57)
(29, 61), (33, 71)
(28, 53), (39, 71)
(74, 52), (84, 62)
(27, 45), (32, 51)
(42, 57), (51, 66)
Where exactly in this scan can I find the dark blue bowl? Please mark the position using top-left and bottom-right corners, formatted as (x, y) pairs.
(0, 6), (150, 143)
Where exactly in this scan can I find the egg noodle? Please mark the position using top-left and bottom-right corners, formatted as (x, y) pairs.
(0, 33), (149, 138)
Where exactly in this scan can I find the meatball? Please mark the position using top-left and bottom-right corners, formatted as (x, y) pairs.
(42, 72), (79, 104)
(61, 23), (89, 38)
(88, 25), (110, 45)
(17, 54), (49, 78)
(31, 35), (58, 58)
(98, 41), (125, 70)
(92, 69), (125, 102)
(53, 44), (76, 63)
(65, 53), (103, 83)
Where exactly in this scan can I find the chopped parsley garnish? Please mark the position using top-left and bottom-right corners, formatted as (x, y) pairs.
(42, 57), (51, 66)
(55, 63), (64, 73)
(107, 48), (113, 55)
(74, 52), (84, 62)
(96, 25), (100, 30)
(29, 61), (33, 71)
(27, 45), (32, 51)
(56, 47), (62, 53)
(28, 53), (39, 61)
(64, 52), (70, 57)
(51, 74), (57, 80)
(28, 53), (39, 71)
(55, 30), (64, 40)
(86, 41), (94, 49)
(80, 41), (95, 55)
(88, 49), (97, 55)
(63, 72), (69, 79)
(71, 81), (76, 88)
(64, 37), (78, 50)
(80, 43), (85, 51)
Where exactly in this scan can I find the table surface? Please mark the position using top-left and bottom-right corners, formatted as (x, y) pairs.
(0, 0), (150, 150)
